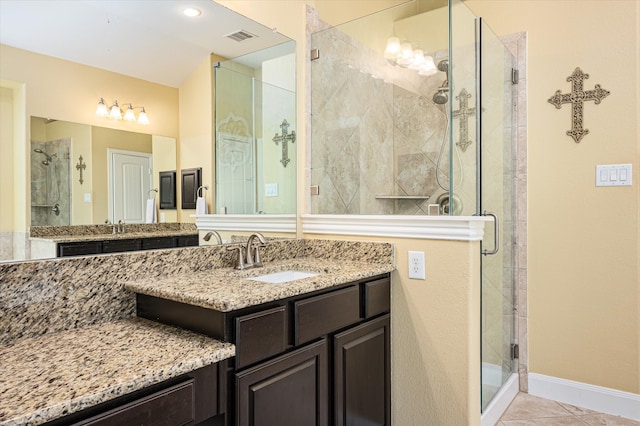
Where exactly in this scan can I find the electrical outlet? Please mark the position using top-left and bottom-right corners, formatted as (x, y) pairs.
(408, 251), (425, 280)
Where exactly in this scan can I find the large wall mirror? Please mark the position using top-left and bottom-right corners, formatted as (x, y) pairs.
(0, 0), (296, 262)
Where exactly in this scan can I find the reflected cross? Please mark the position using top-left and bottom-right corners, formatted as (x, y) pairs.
(75, 155), (86, 185)
(547, 67), (609, 143)
(272, 119), (296, 168)
(452, 88), (476, 152)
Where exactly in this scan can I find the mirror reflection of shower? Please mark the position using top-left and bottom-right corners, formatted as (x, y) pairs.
(30, 139), (71, 226)
(33, 148), (56, 165)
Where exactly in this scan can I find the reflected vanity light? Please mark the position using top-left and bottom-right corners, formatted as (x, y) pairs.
(384, 37), (437, 76)
(96, 98), (150, 125)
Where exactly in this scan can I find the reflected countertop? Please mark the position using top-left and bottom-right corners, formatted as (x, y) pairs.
(30, 229), (199, 243)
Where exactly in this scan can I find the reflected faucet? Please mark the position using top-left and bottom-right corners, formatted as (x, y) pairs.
(203, 230), (223, 244)
(245, 232), (267, 268)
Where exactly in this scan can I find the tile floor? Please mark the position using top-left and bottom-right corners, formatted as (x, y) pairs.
(498, 393), (640, 425)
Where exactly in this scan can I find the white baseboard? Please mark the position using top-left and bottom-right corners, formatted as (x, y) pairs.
(529, 373), (640, 421)
(481, 373), (519, 426)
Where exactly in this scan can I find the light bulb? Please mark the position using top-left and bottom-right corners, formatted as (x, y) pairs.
(418, 56), (438, 76)
(109, 100), (122, 119)
(137, 108), (149, 125)
(409, 49), (425, 70)
(96, 98), (108, 117)
(397, 43), (413, 66)
(124, 105), (136, 121)
(384, 37), (401, 60)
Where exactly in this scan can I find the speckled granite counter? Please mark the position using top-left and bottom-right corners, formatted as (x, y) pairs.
(30, 229), (198, 244)
(125, 257), (394, 312)
(0, 317), (234, 426)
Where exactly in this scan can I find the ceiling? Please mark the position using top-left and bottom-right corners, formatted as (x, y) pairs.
(0, 0), (292, 88)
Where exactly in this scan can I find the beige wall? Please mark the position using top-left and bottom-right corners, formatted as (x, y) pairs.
(90, 126), (152, 223)
(0, 44), (179, 229)
(152, 135), (178, 223)
(179, 55), (217, 219)
(465, 0), (640, 394)
(0, 86), (14, 232)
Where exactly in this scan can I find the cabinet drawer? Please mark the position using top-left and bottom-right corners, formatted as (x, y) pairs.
(235, 305), (287, 369)
(294, 285), (360, 345)
(141, 236), (176, 250)
(176, 235), (199, 247)
(76, 379), (195, 426)
(101, 239), (141, 253)
(58, 241), (101, 257)
(363, 277), (390, 318)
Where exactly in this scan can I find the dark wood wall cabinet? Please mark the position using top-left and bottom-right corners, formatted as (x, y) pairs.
(137, 273), (392, 426)
(57, 234), (199, 257)
(45, 362), (225, 426)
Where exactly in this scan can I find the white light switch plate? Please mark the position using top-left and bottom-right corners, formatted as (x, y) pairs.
(265, 183), (279, 197)
(596, 164), (632, 187)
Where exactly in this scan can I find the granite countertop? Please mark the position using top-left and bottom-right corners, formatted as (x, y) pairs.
(0, 318), (235, 426)
(30, 230), (199, 243)
(125, 257), (394, 312)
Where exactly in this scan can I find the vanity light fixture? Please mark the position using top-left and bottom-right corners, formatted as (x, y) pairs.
(384, 37), (437, 76)
(96, 98), (150, 125)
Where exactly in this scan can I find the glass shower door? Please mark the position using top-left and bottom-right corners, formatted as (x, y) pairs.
(477, 18), (517, 410)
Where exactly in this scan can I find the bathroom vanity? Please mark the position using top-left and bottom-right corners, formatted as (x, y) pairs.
(130, 267), (391, 425)
(28, 224), (199, 258)
(0, 239), (394, 426)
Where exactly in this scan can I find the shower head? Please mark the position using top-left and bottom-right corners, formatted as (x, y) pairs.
(431, 59), (450, 105)
(33, 148), (54, 163)
(433, 90), (449, 105)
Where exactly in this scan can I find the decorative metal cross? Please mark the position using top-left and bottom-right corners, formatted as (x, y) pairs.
(272, 119), (296, 168)
(452, 88), (476, 152)
(75, 155), (86, 185)
(547, 67), (610, 143)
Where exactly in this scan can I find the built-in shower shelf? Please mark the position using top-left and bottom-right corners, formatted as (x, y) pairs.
(375, 195), (430, 200)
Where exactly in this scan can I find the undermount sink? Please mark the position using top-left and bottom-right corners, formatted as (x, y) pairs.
(247, 270), (322, 284)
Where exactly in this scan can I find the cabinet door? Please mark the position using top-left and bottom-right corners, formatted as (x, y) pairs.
(57, 241), (102, 257)
(141, 236), (176, 250)
(235, 339), (328, 426)
(334, 315), (390, 426)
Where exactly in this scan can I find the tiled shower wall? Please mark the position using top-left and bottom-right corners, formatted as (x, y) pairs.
(30, 138), (71, 226)
(310, 23), (451, 215)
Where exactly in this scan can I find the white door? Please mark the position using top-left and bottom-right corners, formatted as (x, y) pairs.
(216, 132), (255, 214)
(108, 149), (152, 224)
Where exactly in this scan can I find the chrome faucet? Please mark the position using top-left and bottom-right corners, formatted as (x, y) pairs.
(117, 220), (126, 234)
(203, 230), (223, 244)
(245, 232), (267, 268)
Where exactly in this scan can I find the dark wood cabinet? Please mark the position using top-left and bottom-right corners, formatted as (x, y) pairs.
(101, 238), (141, 253)
(141, 236), (176, 250)
(57, 241), (101, 257)
(333, 315), (391, 426)
(57, 234), (198, 257)
(235, 339), (328, 426)
(135, 273), (391, 426)
(46, 363), (223, 426)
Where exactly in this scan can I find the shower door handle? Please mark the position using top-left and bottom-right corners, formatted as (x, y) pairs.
(482, 211), (499, 256)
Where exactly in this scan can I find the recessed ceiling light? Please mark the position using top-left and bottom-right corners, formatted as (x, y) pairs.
(183, 8), (201, 17)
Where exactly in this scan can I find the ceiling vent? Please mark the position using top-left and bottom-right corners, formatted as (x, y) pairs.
(225, 30), (257, 42)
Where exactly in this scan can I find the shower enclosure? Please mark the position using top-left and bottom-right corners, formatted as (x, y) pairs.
(30, 139), (71, 226)
(214, 48), (296, 215)
(310, 0), (519, 413)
